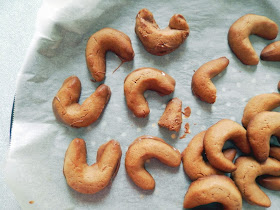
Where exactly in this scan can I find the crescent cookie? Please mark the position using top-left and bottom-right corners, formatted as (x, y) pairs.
(182, 131), (237, 181)
(247, 111), (280, 162)
(183, 175), (242, 210)
(232, 156), (280, 207)
(125, 135), (181, 190)
(204, 119), (250, 172)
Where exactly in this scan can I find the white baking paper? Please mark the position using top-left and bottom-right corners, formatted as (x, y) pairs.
(5, 0), (280, 209)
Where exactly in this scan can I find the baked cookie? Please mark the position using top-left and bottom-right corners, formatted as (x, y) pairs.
(204, 119), (250, 172)
(241, 93), (280, 128)
(125, 135), (181, 190)
(124, 67), (175, 118)
(191, 57), (229, 104)
(63, 138), (122, 194)
(232, 156), (280, 207)
(183, 175), (242, 210)
(135, 8), (189, 56)
(86, 28), (134, 81)
(228, 14), (278, 65)
(247, 111), (280, 162)
(52, 76), (111, 127)
(158, 97), (182, 132)
(261, 40), (280, 61)
(257, 146), (280, 191)
(182, 131), (237, 181)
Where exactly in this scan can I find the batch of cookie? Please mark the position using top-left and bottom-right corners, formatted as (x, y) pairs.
(52, 8), (280, 209)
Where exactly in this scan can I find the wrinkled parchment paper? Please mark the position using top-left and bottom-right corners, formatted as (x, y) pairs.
(6, 0), (280, 209)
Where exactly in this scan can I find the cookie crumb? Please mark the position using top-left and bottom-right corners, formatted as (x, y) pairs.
(183, 106), (191, 118)
(29, 201), (34, 204)
(180, 123), (191, 139)
(171, 134), (177, 139)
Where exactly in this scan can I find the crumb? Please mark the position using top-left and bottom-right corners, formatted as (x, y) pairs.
(179, 123), (191, 139)
(29, 201), (34, 204)
(146, 159), (151, 163)
(152, 123), (156, 127)
(194, 123), (197, 125)
(185, 123), (190, 133)
(171, 134), (177, 139)
(182, 106), (191, 118)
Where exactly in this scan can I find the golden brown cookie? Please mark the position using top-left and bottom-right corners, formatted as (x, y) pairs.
(228, 14), (278, 65)
(269, 146), (280, 161)
(124, 67), (175, 118)
(52, 76), (111, 127)
(125, 135), (181, 190)
(158, 97), (182, 132)
(86, 28), (134, 82)
(182, 131), (237, 181)
(191, 57), (229, 104)
(261, 40), (280, 61)
(135, 8), (189, 56)
(204, 119), (250, 172)
(183, 175), (242, 210)
(257, 146), (280, 191)
(232, 156), (280, 207)
(242, 93), (280, 128)
(63, 138), (122, 194)
(247, 111), (280, 162)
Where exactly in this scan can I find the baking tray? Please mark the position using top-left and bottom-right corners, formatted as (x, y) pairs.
(6, 0), (280, 209)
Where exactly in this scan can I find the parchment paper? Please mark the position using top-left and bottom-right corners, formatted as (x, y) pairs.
(5, 0), (280, 209)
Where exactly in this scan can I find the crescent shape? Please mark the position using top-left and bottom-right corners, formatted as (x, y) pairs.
(183, 175), (242, 210)
(182, 131), (237, 181)
(204, 119), (250, 172)
(247, 111), (280, 162)
(191, 57), (229, 104)
(228, 14), (278, 65)
(86, 28), (134, 82)
(63, 138), (122, 194)
(124, 67), (175, 118)
(135, 8), (189, 56)
(125, 135), (181, 190)
(242, 93), (280, 128)
(232, 156), (280, 207)
(52, 76), (111, 127)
